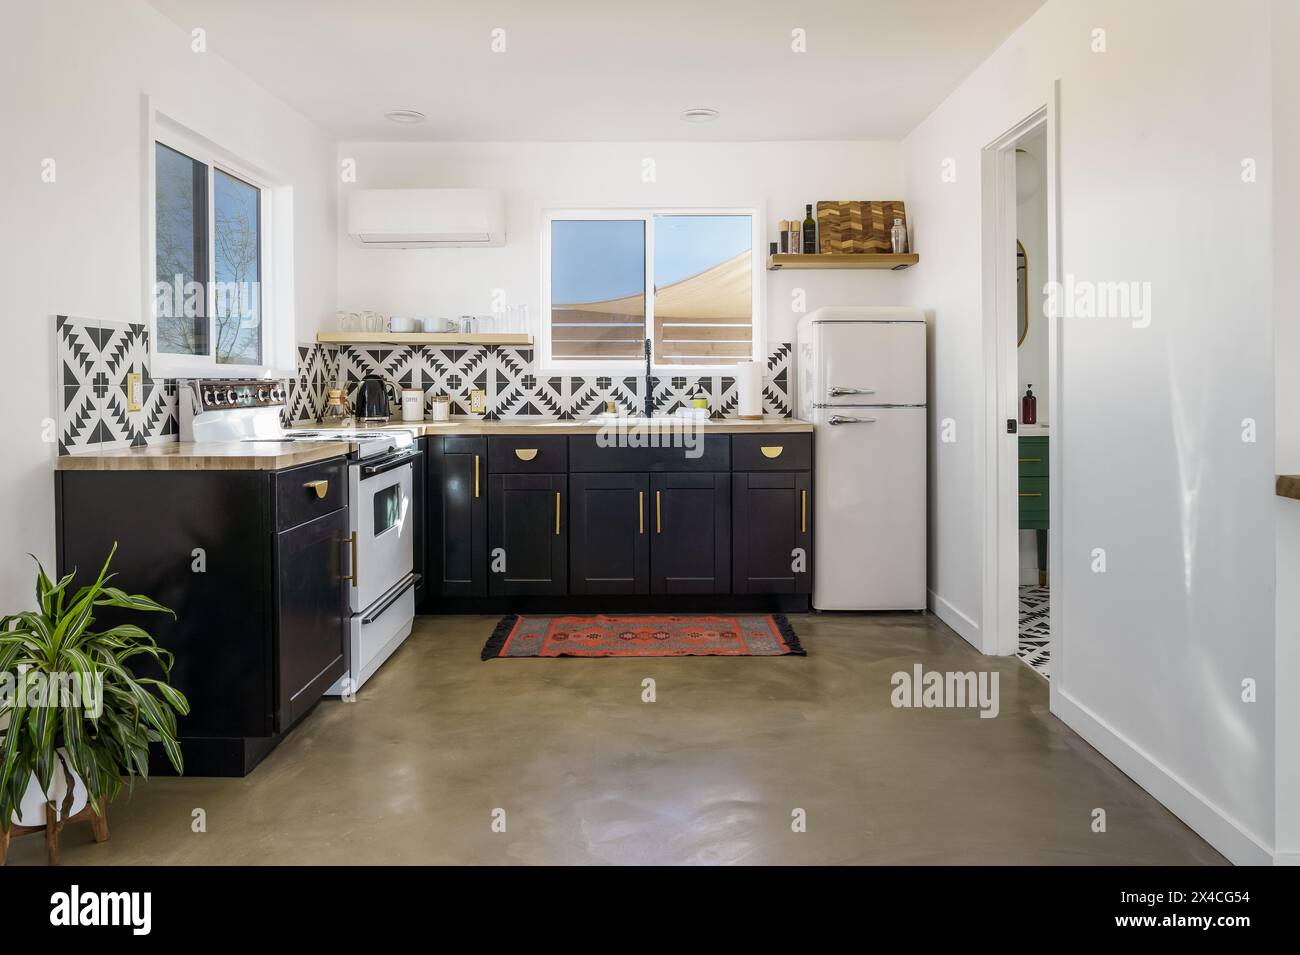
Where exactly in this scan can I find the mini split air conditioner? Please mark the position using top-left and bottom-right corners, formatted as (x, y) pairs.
(347, 188), (505, 248)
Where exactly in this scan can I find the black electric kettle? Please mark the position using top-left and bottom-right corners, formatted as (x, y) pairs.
(355, 375), (395, 421)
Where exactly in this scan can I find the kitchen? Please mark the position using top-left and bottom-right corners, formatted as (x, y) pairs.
(2, 0), (1293, 886)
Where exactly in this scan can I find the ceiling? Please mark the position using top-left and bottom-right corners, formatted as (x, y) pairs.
(146, 0), (1045, 141)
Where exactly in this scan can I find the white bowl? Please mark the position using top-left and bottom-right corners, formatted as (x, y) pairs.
(389, 316), (417, 333)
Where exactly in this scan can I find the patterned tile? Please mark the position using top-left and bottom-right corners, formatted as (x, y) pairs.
(1018, 585), (1050, 679)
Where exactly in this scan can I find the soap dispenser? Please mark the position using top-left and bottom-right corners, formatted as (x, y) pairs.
(1022, 385), (1037, 425)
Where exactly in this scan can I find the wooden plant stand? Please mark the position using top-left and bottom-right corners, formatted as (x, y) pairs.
(0, 799), (108, 865)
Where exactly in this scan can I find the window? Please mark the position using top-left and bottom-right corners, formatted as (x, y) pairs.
(152, 127), (272, 371)
(542, 210), (760, 370)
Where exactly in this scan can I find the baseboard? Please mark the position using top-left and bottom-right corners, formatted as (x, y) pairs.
(1054, 687), (1274, 866)
(1276, 851), (1300, 866)
(928, 590), (981, 649)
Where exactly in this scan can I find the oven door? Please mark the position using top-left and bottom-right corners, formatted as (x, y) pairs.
(349, 454), (416, 613)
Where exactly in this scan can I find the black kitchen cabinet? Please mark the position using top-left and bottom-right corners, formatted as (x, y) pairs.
(488, 472), (567, 595)
(54, 457), (350, 776)
(274, 506), (349, 728)
(570, 472), (650, 594)
(426, 435), (487, 597)
(650, 472), (730, 593)
(732, 471), (813, 594)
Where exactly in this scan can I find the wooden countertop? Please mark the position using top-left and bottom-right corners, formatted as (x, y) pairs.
(289, 415), (814, 436)
(1278, 475), (1300, 501)
(54, 416), (813, 472)
(55, 440), (355, 471)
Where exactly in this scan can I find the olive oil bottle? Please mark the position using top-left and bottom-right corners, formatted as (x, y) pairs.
(802, 204), (817, 254)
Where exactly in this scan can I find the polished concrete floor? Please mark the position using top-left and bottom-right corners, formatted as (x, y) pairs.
(8, 612), (1224, 865)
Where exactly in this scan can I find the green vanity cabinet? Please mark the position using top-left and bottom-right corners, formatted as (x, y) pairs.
(1019, 435), (1049, 584)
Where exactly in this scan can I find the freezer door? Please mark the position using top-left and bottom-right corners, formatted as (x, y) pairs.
(815, 321), (926, 407)
(812, 406), (926, 610)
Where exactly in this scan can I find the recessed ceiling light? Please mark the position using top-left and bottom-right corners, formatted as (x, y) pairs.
(680, 108), (720, 123)
(384, 109), (427, 125)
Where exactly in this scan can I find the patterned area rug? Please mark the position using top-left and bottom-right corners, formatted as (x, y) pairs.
(1018, 585), (1050, 679)
(481, 613), (805, 660)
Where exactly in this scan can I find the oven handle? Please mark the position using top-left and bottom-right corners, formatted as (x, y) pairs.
(359, 448), (422, 479)
(360, 572), (420, 624)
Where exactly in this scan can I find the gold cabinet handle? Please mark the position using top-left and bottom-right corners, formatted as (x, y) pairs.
(340, 532), (357, 586)
(304, 479), (329, 499)
(474, 455), (480, 498)
(639, 490), (645, 534)
(655, 490), (661, 534)
(1019, 457), (1042, 463)
(555, 490), (561, 535)
(801, 490), (807, 533)
(514, 448), (538, 462)
(1019, 492), (1043, 498)
(760, 445), (784, 459)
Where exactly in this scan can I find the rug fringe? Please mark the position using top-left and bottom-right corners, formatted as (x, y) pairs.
(481, 614), (519, 661)
(771, 614), (807, 656)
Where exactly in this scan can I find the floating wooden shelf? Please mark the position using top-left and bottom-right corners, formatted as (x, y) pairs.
(767, 253), (919, 271)
(317, 332), (532, 346)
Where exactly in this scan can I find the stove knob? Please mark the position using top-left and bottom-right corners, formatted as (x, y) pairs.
(226, 388), (238, 404)
(202, 388), (214, 405)
(257, 387), (270, 402)
(272, 385), (284, 402)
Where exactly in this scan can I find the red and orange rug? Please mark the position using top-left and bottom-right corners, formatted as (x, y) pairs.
(481, 613), (805, 660)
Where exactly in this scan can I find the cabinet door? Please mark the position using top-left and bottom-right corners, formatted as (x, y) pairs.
(650, 472), (730, 594)
(428, 436), (487, 597)
(732, 472), (812, 594)
(488, 473), (567, 595)
(275, 506), (349, 729)
(570, 472), (649, 594)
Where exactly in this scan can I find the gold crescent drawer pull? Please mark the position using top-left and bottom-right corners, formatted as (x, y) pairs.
(514, 448), (538, 462)
(304, 479), (329, 499)
(760, 445), (784, 459)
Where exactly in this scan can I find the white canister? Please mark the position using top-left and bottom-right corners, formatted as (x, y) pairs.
(429, 395), (451, 422)
(400, 389), (424, 421)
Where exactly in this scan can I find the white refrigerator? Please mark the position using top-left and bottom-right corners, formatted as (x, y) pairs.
(795, 306), (927, 610)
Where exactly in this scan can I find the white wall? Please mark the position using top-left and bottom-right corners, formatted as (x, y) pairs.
(1273, 0), (1300, 866)
(0, 0), (336, 611)
(335, 141), (904, 347)
(903, 0), (1275, 863)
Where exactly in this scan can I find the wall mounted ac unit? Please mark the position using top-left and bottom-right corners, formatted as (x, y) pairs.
(347, 188), (505, 248)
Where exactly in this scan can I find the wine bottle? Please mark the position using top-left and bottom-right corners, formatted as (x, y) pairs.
(802, 204), (817, 254)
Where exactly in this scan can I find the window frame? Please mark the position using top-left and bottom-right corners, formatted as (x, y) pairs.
(147, 112), (279, 378)
(539, 206), (764, 374)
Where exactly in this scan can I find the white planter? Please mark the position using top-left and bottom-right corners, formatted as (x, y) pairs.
(11, 749), (88, 827)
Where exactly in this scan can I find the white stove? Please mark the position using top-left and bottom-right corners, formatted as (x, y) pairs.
(179, 378), (420, 696)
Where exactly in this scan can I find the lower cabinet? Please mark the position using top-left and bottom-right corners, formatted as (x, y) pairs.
(427, 435), (488, 597)
(650, 472), (730, 593)
(570, 472), (650, 594)
(732, 471), (813, 594)
(273, 507), (349, 728)
(488, 472), (567, 595)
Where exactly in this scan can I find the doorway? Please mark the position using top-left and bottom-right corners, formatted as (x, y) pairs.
(979, 89), (1061, 685)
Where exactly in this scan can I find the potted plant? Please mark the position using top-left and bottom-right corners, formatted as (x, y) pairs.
(0, 544), (188, 863)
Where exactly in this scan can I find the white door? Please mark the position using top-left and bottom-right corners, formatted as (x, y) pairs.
(816, 321), (926, 407)
(813, 407), (926, 610)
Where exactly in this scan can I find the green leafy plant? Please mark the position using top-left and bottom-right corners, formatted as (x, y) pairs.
(0, 544), (188, 829)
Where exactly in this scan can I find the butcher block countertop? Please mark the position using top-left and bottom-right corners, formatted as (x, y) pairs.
(55, 440), (355, 472)
(1278, 475), (1300, 501)
(288, 415), (814, 436)
(54, 416), (812, 472)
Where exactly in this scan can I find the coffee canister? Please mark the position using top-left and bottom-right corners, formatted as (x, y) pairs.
(400, 389), (424, 422)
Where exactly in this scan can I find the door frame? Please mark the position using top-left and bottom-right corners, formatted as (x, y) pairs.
(979, 82), (1062, 685)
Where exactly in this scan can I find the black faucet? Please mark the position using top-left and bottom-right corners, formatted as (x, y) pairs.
(644, 337), (655, 419)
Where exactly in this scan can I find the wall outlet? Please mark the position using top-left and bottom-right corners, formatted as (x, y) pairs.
(126, 372), (143, 412)
(470, 389), (487, 414)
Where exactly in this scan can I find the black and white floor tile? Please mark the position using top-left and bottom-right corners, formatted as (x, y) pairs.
(55, 316), (177, 454)
(1018, 585), (1050, 679)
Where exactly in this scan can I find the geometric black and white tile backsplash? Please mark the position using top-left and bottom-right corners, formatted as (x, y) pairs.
(56, 315), (177, 455)
(56, 315), (793, 455)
